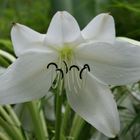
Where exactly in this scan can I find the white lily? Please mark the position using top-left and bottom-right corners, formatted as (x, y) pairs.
(0, 66), (5, 75)
(1, 11), (140, 137)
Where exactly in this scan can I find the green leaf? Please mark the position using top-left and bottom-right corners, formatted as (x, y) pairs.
(0, 39), (14, 54)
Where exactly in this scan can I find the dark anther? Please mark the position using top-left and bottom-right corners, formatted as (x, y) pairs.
(69, 65), (80, 71)
(47, 62), (58, 69)
(79, 68), (85, 79)
(63, 61), (68, 73)
(56, 69), (64, 79)
(83, 64), (90, 71)
(79, 64), (90, 79)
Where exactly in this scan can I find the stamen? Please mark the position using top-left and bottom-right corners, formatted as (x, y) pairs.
(69, 65), (80, 71)
(83, 64), (90, 71)
(50, 68), (55, 88)
(81, 70), (87, 90)
(79, 64), (90, 79)
(75, 69), (82, 89)
(67, 73), (71, 91)
(63, 61), (68, 73)
(52, 75), (59, 89)
(73, 69), (81, 94)
(47, 62), (58, 69)
(56, 68), (64, 79)
(74, 85), (79, 94)
(66, 59), (72, 91)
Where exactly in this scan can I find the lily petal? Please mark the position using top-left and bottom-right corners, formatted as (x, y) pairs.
(82, 13), (115, 44)
(0, 51), (57, 104)
(11, 23), (46, 57)
(45, 11), (82, 47)
(76, 40), (140, 85)
(65, 71), (120, 137)
(0, 67), (5, 75)
(117, 37), (140, 46)
(44, 91), (55, 121)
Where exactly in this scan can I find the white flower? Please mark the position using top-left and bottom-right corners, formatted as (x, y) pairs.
(0, 66), (5, 75)
(1, 11), (140, 137)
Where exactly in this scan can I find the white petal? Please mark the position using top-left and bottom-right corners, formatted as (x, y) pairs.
(65, 72), (120, 137)
(11, 23), (46, 57)
(45, 11), (82, 47)
(117, 37), (140, 46)
(131, 91), (140, 102)
(44, 91), (55, 121)
(76, 40), (140, 85)
(0, 51), (57, 105)
(0, 67), (5, 75)
(82, 13), (115, 44)
(14, 104), (33, 131)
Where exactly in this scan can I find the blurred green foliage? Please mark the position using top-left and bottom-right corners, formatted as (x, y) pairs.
(1, 0), (140, 40)
(0, 0), (51, 38)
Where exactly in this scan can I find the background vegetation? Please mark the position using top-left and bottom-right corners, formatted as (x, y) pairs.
(0, 0), (140, 140)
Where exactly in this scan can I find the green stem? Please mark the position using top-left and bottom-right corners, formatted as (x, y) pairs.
(26, 101), (48, 140)
(4, 105), (21, 126)
(61, 103), (71, 136)
(0, 49), (16, 62)
(0, 116), (23, 140)
(0, 131), (11, 140)
(4, 105), (28, 140)
(0, 55), (9, 67)
(0, 106), (25, 140)
(55, 80), (64, 140)
(38, 101), (49, 138)
(70, 114), (85, 140)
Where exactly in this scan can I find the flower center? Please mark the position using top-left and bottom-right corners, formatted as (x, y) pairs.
(58, 45), (74, 61)
(47, 45), (91, 91)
